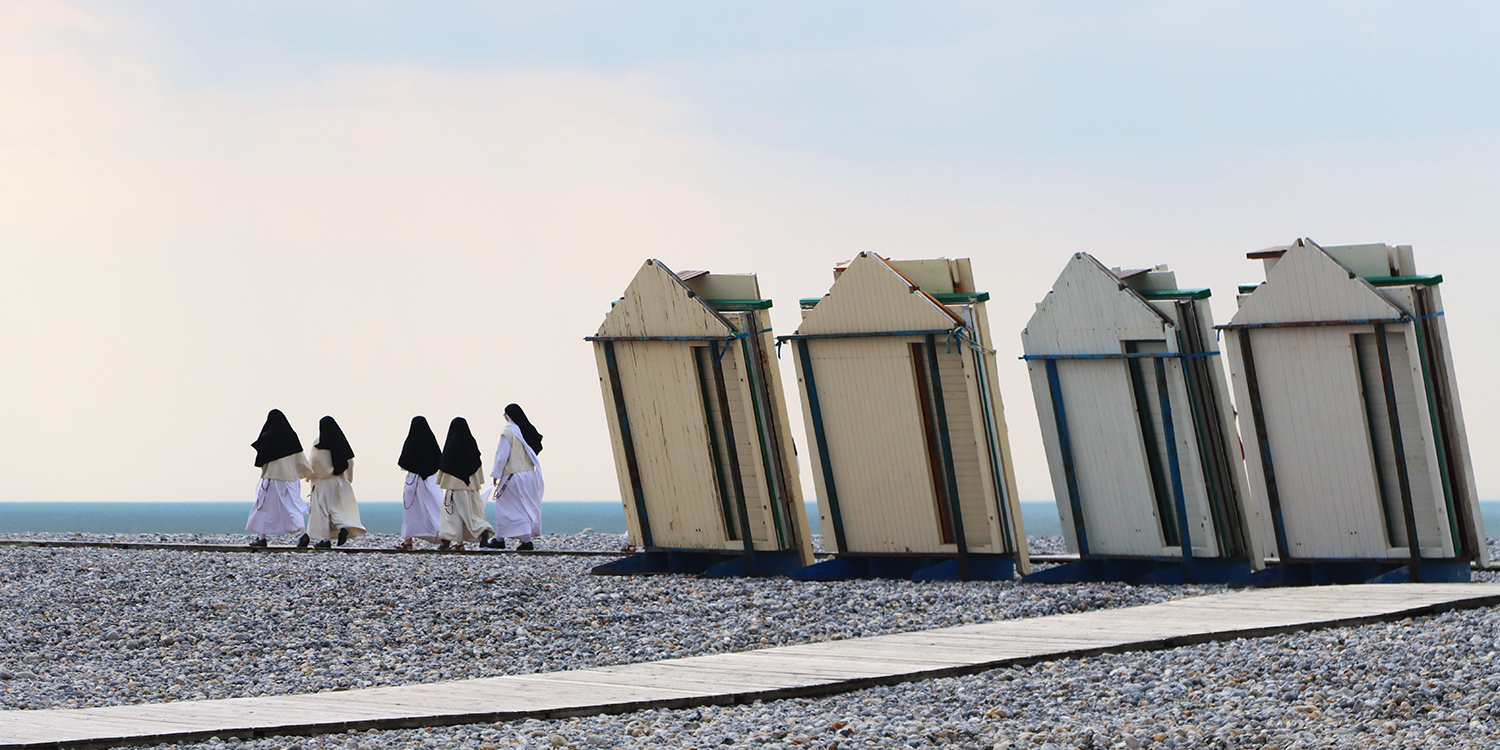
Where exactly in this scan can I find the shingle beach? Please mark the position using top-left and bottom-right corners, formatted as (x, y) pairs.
(3, 536), (1498, 749)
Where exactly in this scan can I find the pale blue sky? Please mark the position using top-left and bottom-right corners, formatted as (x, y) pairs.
(70, 2), (1500, 158)
(4, 1), (1500, 505)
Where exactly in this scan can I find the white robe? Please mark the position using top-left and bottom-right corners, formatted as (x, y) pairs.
(490, 423), (544, 540)
(247, 453), (311, 535)
(400, 472), (443, 543)
(438, 467), (491, 543)
(308, 448), (365, 542)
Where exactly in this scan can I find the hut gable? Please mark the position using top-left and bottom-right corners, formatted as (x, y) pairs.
(598, 259), (735, 339)
(1022, 253), (1173, 356)
(796, 252), (962, 336)
(1229, 239), (1406, 327)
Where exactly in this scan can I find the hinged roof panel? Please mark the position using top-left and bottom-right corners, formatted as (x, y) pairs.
(795, 252), (964, 336)
(1022, 253), (1176, 356)
(597, 259), (738, 338)
(1227, 238), (1408, 326)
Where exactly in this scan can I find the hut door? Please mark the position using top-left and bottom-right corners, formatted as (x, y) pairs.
(694, 346), (742, 542)
(1353, 330), (1441, 552)
(911, 342), (957, 544)
(1124, 340), (1181, 548)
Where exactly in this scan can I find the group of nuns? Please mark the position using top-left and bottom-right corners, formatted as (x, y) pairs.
(248, 405), (545, 551)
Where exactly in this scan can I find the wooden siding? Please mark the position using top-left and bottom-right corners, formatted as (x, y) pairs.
(1421, 286), (1488, 565)
(747, 307), (816, 562)
(610, 339), (733, 549)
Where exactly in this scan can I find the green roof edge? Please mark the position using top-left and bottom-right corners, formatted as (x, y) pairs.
(800, 291), (990, 309)
(707, 299), (774, 310)
(1137, 288), (1211, 300)
(1238, 284), (1261, 294)
(1365, 274), (1443, 287)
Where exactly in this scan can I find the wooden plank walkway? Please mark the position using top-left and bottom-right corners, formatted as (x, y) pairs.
(3, 583), (1497, 749)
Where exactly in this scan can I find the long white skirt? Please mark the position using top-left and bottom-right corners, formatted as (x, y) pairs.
(493, 470), (543, 540)
(246, 479), (307, 535)
(440, 489), (492, 543)
(309, 476), (365, 542)
(401, 472), (442, 543)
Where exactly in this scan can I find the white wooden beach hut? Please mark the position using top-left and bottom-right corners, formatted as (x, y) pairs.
(1224, 239), (1484, 584)
(1021, 254), (1264, 584)
(782, 252), (1028, 581)
(587, 259), (815, 577)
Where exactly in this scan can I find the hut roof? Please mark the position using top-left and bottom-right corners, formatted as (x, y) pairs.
(1227, 238), (1407, 327)
(794, 252), (964, 336)
(597, 259), (738, 338)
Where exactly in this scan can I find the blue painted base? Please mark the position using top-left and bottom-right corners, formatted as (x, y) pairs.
(790, 553), (1016, 582)
(590, 549), (804, 578)
(1023, 557), (1253, 585)
(1233, 559), (1472, 588)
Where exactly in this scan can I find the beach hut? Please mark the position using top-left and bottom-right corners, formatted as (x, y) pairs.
(1021, 254), (1263, 584)
(586, 259), (815, 577)
(1223, 239), (1484, 584)
(782, 253), (1028, 581)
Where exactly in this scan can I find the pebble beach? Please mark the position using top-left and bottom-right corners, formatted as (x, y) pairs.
(3, 535), (1498, 749)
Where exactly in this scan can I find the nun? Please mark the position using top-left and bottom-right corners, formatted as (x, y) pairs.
(485, 404), (545, 551)
(307, 415), (366, 548)
(436, 417), (494, 550)
(396, 416), (443, 550)
(247, 409), (312, 548)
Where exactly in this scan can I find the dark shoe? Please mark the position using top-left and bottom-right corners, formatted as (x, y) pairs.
(248, 537), (268, 549)
(297, 534), (311, 549)
(517, 541), (534, 551)
(314, 540), (332, 549)
(438, 540), (451, 550)
(478, 530), (493, 548)
(395, 539), (413, 550)
(453, 543), (467, 551)
(337, 528), (349, 547)
(492, 537), (506, 550)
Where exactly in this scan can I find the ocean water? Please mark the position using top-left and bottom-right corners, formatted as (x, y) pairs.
(1, 501), (1495, 539)
(0, 501), (1059, 537)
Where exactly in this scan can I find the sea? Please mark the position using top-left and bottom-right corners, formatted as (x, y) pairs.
(1, 501), (1497, 538)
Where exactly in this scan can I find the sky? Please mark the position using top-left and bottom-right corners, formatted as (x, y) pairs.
(3, 0), (1500, 507)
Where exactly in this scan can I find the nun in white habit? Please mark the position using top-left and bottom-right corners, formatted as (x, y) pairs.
(485, 403), (545, 551)
(436, 417), (494, 550)
(396, 416), (443, 549)
(247, 409), (312, 548)
(307, 415), (366, 548)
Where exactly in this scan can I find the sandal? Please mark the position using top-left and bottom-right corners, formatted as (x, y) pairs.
(395, 539), (413, 550)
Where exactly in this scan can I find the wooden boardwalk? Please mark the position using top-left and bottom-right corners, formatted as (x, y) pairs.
(3, 584), (1497, 749)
